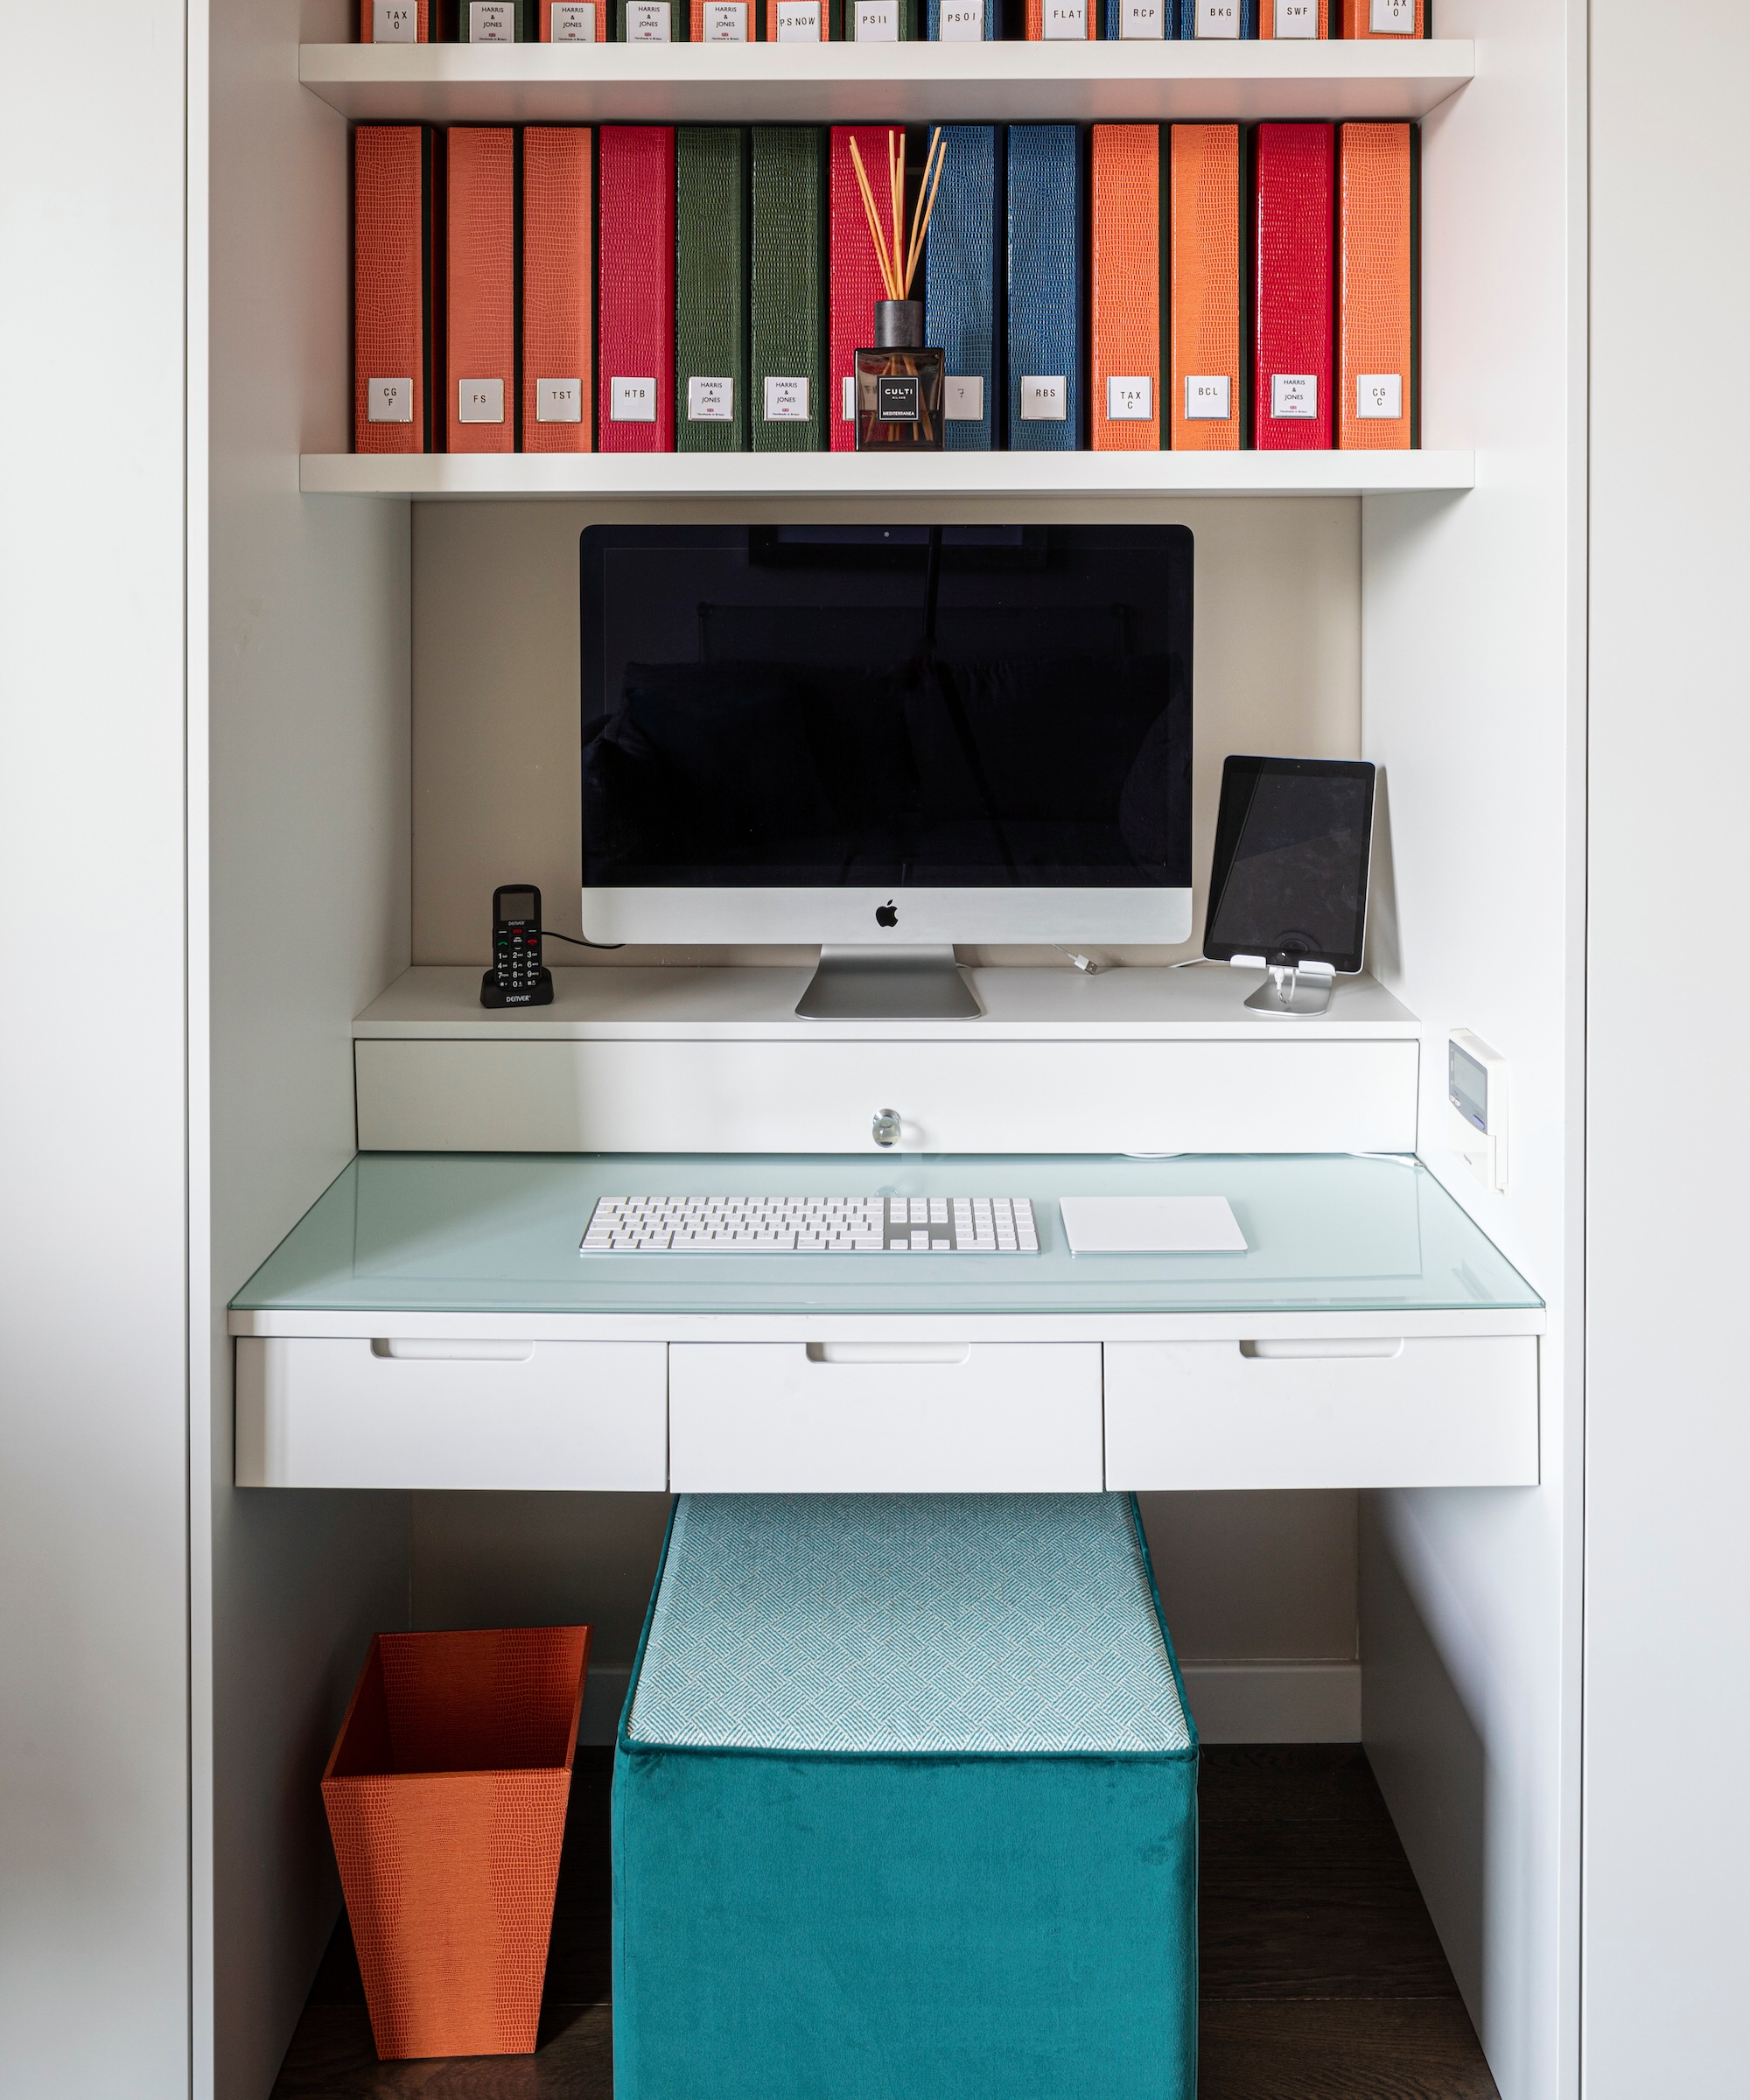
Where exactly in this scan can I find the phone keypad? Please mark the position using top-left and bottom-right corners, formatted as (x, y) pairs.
(497, 922), (540, 995)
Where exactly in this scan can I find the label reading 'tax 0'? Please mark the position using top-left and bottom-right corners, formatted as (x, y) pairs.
(1371, 0), (1415, 29)
(373, 2), (418, 40)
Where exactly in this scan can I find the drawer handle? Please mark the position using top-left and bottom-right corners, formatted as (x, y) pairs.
(1240, 1339), (1404, 1362)
(371, 1339), (536, 1362)
(806, 1343), (970, 1367)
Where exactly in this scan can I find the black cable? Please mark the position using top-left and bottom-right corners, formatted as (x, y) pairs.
(540, 927), (625, 951)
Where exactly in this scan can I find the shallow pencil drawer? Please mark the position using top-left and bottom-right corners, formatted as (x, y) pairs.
(234, 1337), (668, 1490)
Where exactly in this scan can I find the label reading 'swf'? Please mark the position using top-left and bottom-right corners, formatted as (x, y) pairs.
(877, 375), (921, 423)
(1274, 0), (1317, 32)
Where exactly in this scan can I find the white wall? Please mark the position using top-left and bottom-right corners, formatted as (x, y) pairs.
(0, 5), (192, 2093)
(1584, 2), (1750, 2089)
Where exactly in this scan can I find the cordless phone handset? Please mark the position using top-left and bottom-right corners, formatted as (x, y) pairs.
(480, 882), (556, 1008)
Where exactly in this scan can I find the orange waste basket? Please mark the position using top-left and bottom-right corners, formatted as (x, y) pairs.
(321, 1624), (592, 2060)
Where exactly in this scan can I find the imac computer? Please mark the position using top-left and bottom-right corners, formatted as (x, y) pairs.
(579, 524), (1193, 1018)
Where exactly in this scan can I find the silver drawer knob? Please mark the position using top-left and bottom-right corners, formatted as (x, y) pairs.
(872, 1109), (901, 1147)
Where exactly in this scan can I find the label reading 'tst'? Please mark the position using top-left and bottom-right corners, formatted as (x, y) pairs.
(937, 0), (984, 35)
(1019, 375), (1067, 421)
(854, 0), (900, 35)
(1106, 376), (1152, 422)
(469, 0), (513, 39)
(1043, 0), (1087, 35)
(550, 1), (598, 35)
(1184, 374), (1231, 420)
(1270, 373), (1318, 419)
(704, 0), (747, 36)
(373, 2), (419, 40)
(1121, 0), (1164, 34)
(368, 377), (414, 424)
(764, 376), (811, 421)
(688, 377), (734, 421)
(458, 377), (505, 424)
(775, 0), (822, 36)
(1370, 0), (1415, 29)
(1274, 0), (1317, 32)
(1355, 374), (1403, 419)
(626, 0), (672, 37)
(611, 377), (658, 422)
(1196, 0), (1238, 35)
(536, 378), (583, 424)
(944, 375), (984, 421)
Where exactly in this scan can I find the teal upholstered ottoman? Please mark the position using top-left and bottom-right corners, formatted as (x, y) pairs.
(612, 1493), (1198, 2100)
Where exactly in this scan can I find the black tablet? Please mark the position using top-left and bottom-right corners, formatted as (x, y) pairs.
(1202, 756), (1377, 974)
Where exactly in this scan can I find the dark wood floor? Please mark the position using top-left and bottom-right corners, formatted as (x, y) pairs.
(272, 1745), (1496, 2099)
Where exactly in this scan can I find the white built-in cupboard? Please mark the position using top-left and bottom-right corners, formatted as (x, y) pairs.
(3, 0), (1743, 2096)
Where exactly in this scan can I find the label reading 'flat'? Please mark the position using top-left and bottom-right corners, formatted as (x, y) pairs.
(944, 375), (984, 421)
(1106, 375), (1152, 421)
(373, 2), (418, 40)
(1197, 0), (1238, 32)
(611, 377), (658, 422)
(1370, 0), (1415, 29)
(1042, 0), (1087, 35)
(469, 0), (514, 38)
(1356, 373), (1403, 419)
(775, 0), (822, 35)
(1274, 0), (1317, 32)
(1019, 375), (1067, 421)
(458, 377), (505, 424)
(855, 0), (900, 34)
(550, 1), (598, 34)
(1185, 374), (1231, 420)
(704, 0), (747, 36)
(1270, 373), (1318, 418)
(626, 0), (672, 37)
(1121, 0), (1164, 34)
(937, 0), (984, 34)
(688, 376), (734, 421)
(764, 376), (811, 421)
(368, 378), (414, 424)
(536, 378), (583, 424)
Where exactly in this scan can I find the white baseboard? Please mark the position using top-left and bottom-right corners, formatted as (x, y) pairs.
(584, 1661), (1360, 1748)
(1180, 1662), (1362, 1744)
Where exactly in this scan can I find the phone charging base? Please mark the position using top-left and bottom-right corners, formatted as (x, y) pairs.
(480, 967), (554, 1010)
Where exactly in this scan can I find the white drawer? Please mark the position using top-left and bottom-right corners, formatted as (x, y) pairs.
(668, 1341), (1103, 1492)
(1103, 1336), (1538, 1489)
(234, 1337), (668, 1490)
(354, 1037), (1418, 1154)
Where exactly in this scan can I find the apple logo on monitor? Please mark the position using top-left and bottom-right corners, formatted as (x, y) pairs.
(875, 901), (898, 928)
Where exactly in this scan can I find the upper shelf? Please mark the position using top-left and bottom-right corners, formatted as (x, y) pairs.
(300, 449), (1474, 499)
(299, 38), (1475, 126)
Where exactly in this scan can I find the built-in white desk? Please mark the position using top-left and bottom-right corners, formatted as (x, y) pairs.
(230, 1152), (1542, 1498)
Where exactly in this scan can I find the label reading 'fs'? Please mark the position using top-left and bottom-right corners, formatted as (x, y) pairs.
(372, 2), (418, 40)
(458, 377), (505, 424)
(550, 1), (598, 34)
(937, 0), (984, 35)
(1196, 0), (1238, 35)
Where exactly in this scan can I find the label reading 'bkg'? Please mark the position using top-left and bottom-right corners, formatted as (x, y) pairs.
(1043, 0), (1086, 35)
(1121, 0), (1164, 34)
(1270, 373), (1317, 419)
(469, 0), (513, 38)
(688, 376), (734, 421)
(1019, 375), (1067, 421)
(944, 375), (984, 421)
(1196, 0), (1238, 34)
(855, 0), (899, 35)
(1370, 0), (1415, 28)
(368, 377), (414, 424)
(550, 1), (598, 34)
(877, 374), (921, 423)
(1106, 375), (1152, 421)
(765, 376), (811, 421)
(626, 0), (672, 37)
(938, 0), (983, 34)
(1356, 373), (1403, 419)
(373, 2), (418, 40)
(1185, 374), (1231, 420)
(458, 377), (505, 424)
(536, 378), (583, 424)
(611, 377), (658, 422)
(775, 0), (821, 35)
(1274, 0), (1317, 32)
(704, 0), (747, 36)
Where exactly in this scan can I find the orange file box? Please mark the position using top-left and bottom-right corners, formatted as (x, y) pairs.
(1338, 122), (1412, 450)
(1091, 126), (1162, 452)
(446, 128), (516, 454)
(522, 128), (594, 452)
(1168, 123), (1242, 452)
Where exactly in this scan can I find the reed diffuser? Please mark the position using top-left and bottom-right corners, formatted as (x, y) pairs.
(848, 129), (948, 452)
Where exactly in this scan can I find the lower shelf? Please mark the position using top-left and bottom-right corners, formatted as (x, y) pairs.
(300, 448), (1476, 500)
(270, 1744), (1498, 2099)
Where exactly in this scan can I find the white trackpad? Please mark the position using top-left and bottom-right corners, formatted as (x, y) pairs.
(1059, 1196), (1247, 1254)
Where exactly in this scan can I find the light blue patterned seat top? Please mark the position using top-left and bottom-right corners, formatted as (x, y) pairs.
(626, 1494), (1192, 1756)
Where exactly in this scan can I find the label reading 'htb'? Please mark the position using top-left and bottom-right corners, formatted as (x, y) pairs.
(1106, 376), (1152, 421)
(536, 378), (583, 424)
(1043, 0), (1086, 34)
(704, 0), (747, 36)
(550, 1), (598, 35)
(877, 374), (921, 423)
(944, 375), (984, 421)
(1356, 374), (1403, 419)
(611, 377), (658, 421)
(1270, 373), (1318, 419)
(1185, 374), (1231, 420)
(1121, 0), (1164, 35)
(765, 376), (811, 421)
(688, 377), (734, 421)
(458, 377), (505, 424)
(1196, 0), (1238, 35)
(469, 0), (514, 38)
(854, 0), (900, 35)
(1274, 0), (1317, 32)
(775, 0), (822, 35)
(1370, 0), (1415, 29)
(368, 378), (414, 424)
(373, 2), (418, 40)
(626, 0), (672, 37)
(938, 1), (983, 35)
(1020, 376), (1067, 421)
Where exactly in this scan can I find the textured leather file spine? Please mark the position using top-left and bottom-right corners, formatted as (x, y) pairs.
(598, 127), (676, 452)
(923, 123), (1000, 451)
(354, 125), (441, 454)
(1258, 0), (1326, 31)
(750, 127), (827, 452)
(445, 128), (516, 453)
(1168, 122), (1242, 452)
(1337, 121), (1412, 450)
(360, 1), (431, 36)
(1005, 124), (1082, 452)
(522, 128), (593, 453)
(828, 126), (896, 454)
(1340, 0), (1422, 34)
(676, 127), (749, 452)
(1253, 122), (1334, 451)
(927, 0), (996, 33)
(1090, 124), (1161, 452)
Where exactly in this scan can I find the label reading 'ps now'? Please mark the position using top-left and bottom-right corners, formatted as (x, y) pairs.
(775, 0), (822, 36)
(550, 1), (598, 35)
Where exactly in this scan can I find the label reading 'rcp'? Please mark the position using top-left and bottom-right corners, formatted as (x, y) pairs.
(1043, 0), (1087, 35)
(611, 377), (658, 422)
(536, 378), (584, 424)
(1274, 0), (1317, 32)
(944, 375), (984, 421)
(1185, 374), (1231, 420)
(688, 376), (734, 421)
(1019, 375), (1068, 421)
(1270, 373), (1318, 419)
(764, 376), (811, 421)
(937, 0), (984, 34)
(368, 377), (414, 424)
(1196, 0), (1238, 34)
(704, 0), (747, 36)
(469, 0), (514, 38)
(1106, 376), (1153, 421)
(626, 0), (672, 37)
(550, 1), (598, 34)
(373, 1), (418, 40)
(458, 377), (505, 424)
(775, 0), (821, 36)
(1370, 0), (1415, 28)
(1356, 373), (1404, 419)
(854, 0), (900, 36)
(1121, 0), (1164, 34)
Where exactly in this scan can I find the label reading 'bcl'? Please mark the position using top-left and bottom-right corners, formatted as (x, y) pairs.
(1184, 374), (1231, 420)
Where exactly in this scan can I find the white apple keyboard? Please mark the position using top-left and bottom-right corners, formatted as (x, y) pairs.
(581, 1195), (1039, 1254)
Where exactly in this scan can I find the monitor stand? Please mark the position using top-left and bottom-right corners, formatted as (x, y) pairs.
(795, 945), (982, 1020)
(1243, 961), (1336, 1017)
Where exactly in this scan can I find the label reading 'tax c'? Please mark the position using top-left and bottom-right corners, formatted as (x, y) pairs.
(1106, 376), (1153, 421)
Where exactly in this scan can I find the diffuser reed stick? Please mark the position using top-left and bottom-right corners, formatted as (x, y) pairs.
(847, 128), (947, 301)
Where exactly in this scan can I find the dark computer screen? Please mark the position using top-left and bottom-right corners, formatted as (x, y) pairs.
(578, 524), (1193, 889)
(1203, 756), (1376, 972)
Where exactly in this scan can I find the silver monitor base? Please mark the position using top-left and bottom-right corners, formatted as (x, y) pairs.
(1243, 962), (1336, 1017)
(795, 945), (982, 1020)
